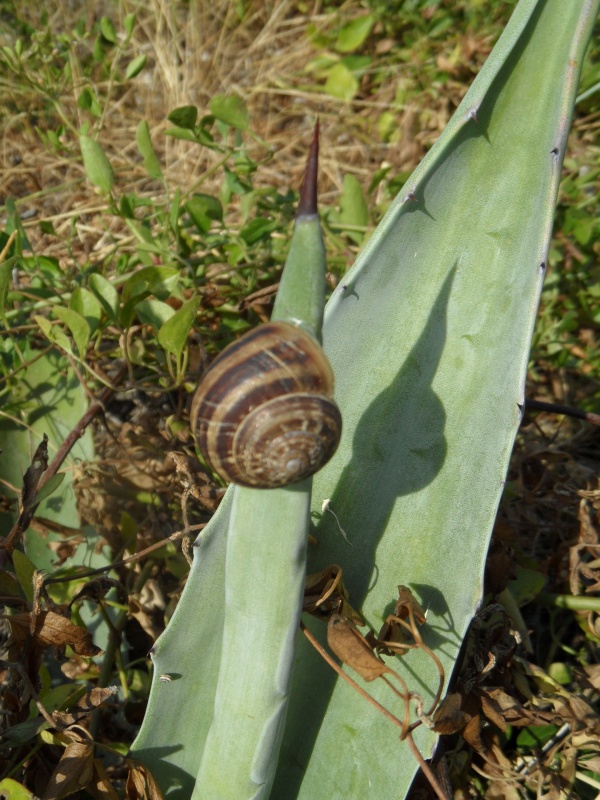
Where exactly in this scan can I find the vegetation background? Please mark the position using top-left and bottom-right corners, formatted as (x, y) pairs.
(0, 0), (599, 797)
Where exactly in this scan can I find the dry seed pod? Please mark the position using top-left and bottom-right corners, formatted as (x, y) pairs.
(191, 321), (342, 488)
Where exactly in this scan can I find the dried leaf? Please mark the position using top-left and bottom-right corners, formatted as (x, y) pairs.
(303, 565), (362, 624)
(432, 692), (471, 734)
(327, 614), (388, 681)
(89, 759), (120, 800)
(462, 713), (486, 754)
(563, 694), (600, 734)
(395, 585), (426, 624)
(42, 734), (94, 800)
(125, 761), (165, 800)
(52, 686), (118, 726)
(581, 663), (600, 690)
(7, 611), (102, 657)
(481, 687), (558, 729)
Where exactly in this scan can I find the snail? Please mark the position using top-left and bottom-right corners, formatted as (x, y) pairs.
(191, 321), (342, 488)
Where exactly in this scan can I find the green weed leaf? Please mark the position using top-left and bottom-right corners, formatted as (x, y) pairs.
(122, 266), (179, 303)
(34, 315), (72, 354)
(167, 105), (199, 130)
(124, 13), (136, 39)
(79, 135), (114, 193)
(77, 87), (101, 117)
(125, 54), (146, 80)
(69, 288), (102, 335)
(89, 273), (119, 321)
(100, 16), (117, 44)
(165, 127), (198, 143)
(0, 778), (35, 800)
(157, 296), (201, 358)
(135, 298), (175, 330)
(12, 550), (37, 604)
(34, 473), (66, 506)
(323, 62), (359, 100)
(185, 194), (223, 233)
(53, 307), (91, 356)
(334, 14), (375, 52)
(136, 120), (163, 180)
(210, 94), (249, 130)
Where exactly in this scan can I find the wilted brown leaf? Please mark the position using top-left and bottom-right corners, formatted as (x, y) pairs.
(481, 687), (558, 729)
(395, 586), (426, 624)
(432, 692), (471, 735)
(462, 713), (486, 754)
(51, 686), (118, 726)
(327, 614), (388, 682)
(89, 759), (120, 800)
(303, 565), (362, 624)
(125, 760), (165, 800)
(42, 732), (94, 800)
(7, 612), (102, 657)
(377, 585), (426, 654)
(560, 694), (600, 735)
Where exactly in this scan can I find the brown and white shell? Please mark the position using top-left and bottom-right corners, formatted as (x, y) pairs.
(191, 321), (342, 488)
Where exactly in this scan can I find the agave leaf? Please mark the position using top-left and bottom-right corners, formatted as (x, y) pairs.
(273, 0), (599, 796)
(132, 1), (599, 798)
(132, 128), (328, 799)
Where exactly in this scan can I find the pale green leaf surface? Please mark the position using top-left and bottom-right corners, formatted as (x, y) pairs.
(133, 142), (327, 800)
(131, 2), (598, 798)
(193, 485), (310, 800)
(131, 490), (233, 798)
(273, 1), (599, 797)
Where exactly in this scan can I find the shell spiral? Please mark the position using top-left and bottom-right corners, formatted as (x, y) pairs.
(191, 321), (342, 488)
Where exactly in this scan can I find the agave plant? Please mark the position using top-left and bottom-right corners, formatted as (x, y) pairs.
(131, 1), (599, 797)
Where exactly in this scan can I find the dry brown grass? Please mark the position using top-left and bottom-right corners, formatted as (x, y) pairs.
(0, 0), (477, 272)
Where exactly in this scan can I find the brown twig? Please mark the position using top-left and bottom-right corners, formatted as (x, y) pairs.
(300, 621), (406, 731)
(525, 398), (600, 427)
(41, 523), (206, 586)
(2, 364), (128, 554)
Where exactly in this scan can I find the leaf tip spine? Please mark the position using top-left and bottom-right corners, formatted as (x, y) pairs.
(297, 119), (319, 219)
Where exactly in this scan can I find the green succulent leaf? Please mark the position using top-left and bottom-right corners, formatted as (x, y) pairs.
(131, 2), (599, 798)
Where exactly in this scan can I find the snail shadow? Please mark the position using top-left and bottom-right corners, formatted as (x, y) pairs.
(324, 264), (455, 598)
(273, 267), (455, 796)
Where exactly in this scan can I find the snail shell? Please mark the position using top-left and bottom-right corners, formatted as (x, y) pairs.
(191, 321), (342, 488)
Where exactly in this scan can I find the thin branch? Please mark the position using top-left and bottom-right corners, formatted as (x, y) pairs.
(525, 398), (600, 427)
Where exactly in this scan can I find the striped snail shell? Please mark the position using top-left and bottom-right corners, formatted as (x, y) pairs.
(191, 321), (342, 488)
